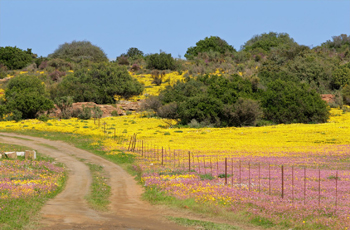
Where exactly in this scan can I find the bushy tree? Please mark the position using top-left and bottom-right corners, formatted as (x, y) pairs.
(48, 40), (108, 62)
(146, 52), (176, 70)
(322, 34), (350, 51)
(54, 63), (144, 103)
(331, 64), (350, 90)
(5, 75), (54, 119)
(261, 79), (329, 124)
(0, 46), (34, 70)
(126, 47), (144, 59)
(185, 36), (236, 60)
(242, 32), (296, 52)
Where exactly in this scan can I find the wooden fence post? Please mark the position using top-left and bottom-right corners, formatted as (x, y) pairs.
(225, 158), (227, 185)
(281, 165), (284, 199)
(188, 151), (191, 172)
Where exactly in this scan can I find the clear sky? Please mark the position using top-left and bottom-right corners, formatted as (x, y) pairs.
(0, 0), (349, 60)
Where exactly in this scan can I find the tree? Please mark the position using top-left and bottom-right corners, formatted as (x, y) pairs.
(48, 40), (108, 62)
(54, 63), (144, 103)
(322, 34), (350, 51)
(5, 75), (54, 119)
(0, 46), (34, 70)
(185, 36), (236, 59)
(242, 32), (296, 52)
(146, 52), (176, 70)
(126, 47), (144, 59)
(261, 79), (330, 124)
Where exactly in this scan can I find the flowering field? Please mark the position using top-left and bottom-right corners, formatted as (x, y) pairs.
(0, 146), (65, 229)
(1, 108), (350, 228)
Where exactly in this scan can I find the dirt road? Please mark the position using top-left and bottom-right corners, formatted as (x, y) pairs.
(0, 133), (190, 230)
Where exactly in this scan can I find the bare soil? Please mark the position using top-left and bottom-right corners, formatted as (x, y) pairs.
(0, 133), (260, 230)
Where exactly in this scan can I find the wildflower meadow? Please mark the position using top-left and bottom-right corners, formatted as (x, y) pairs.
(0, 108), (350, 228)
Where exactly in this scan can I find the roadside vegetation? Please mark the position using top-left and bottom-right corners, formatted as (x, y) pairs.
(0, 144), (66, 230)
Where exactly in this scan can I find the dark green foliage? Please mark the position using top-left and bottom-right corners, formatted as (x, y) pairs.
(242, 32), (296, 52)
(0, 46), (34, 70)
(322, 34), (350, 51)
(342, 84), (350, 105)
(75, 105), (92, 120)
(146, 52), (176, 70)
(158, 74), (259, 127)
(0, 63), (8, 79)
(331, 64), (350, 89)
(117, 55), (129, 65)
(261, 79), (330, 124)
(126, 47), (144, 59)
(48, 40), (108, 63)
(5, 75), (54, 119)
(223, 98), (263, 127)
(185, 36), (236, 60)
(54, 63), (144, 103)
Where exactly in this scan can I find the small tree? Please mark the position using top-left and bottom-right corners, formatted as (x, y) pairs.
(185, 36), (236, 60)
(55, 96), (74, 119)
(0, 46), (34, 70)
(48, 40), (108, 63)
(146, 52), (176, 70)
(5, 75), (54, 119)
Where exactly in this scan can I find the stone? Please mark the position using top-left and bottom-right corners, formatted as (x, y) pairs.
(16, 152), (25, 156)
(5, 152), (17, 159)
(25, 150), (36, 160)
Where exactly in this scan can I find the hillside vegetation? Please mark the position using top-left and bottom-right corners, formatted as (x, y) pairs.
(0, 33), (350, 126)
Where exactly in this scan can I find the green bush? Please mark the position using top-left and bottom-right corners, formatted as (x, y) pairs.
(75, 105), (91, 120)
(185, 36), (236, 60)
(126, 47), (144, 59)
(48, 40), (108, 63)
(111, 110), (119, 117)
(53, 63), (144, 103)
(0, 46), (34, 70)
(146, 52), (176, 70)
(242, 32), (296, 52)
(5, 75), (54, 119)
(342, 84), (350, 105)
(261, 79), (330, 124)
(55, 96), (74, 119)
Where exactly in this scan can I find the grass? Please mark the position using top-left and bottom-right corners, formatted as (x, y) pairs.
(84, 162), (111, 211)
(0, 150), (67, 230)
(167, 216), (241, 230)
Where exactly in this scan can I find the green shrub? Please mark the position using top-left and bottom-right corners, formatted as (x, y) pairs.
(0, 46), (34, 70)
(199, 173), (215, 180)
(242, 32), (296, 52)
(261, 79), (330, 124)
(73, 106), (91, 120)
(55, 96), (73, 119)
(48, 40), (108, 63)
(37, 114), (50, 122)
(342, 84), (350, 105)
(146, 52), (176, 70)
(185, 36), (236, 60)
(0, 63), (8, 79)
(111, 110), (119, 117)
(53, 63), (144, 103)
(5, 75), (54, 119)
(92, 106), (103, 118)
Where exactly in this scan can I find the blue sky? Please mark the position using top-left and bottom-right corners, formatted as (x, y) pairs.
(0, 0), (349, 60)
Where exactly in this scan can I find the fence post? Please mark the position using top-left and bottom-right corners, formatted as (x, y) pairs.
(281, 165), (284, 199)
(248, 162), (251, 192)
(231, 158), (234, 186)
(269, 163), (271, 195)
(304, 167), (306, 205)
(210, 157), (213, 175)
(292, 166), (294, 204)
(188, 151), (191, 172)
(258, 163), (261, 193)
(161, 147), (164, 166)
(225, 157), (227, 185)
(318, 169), (321, 207)
(142, 140), (143, 157)
(335, 170), (338, 212)
(204, 157), (206, 174)
(239, 160), (242, 189)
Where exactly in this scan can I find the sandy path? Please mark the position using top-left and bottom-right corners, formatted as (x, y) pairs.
(0, 133), (188, 230)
